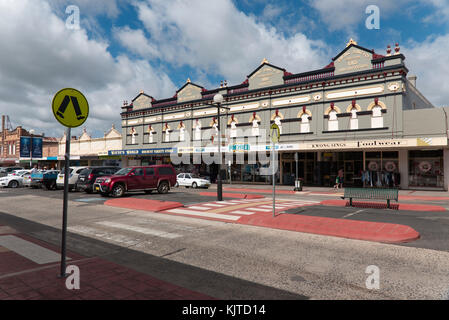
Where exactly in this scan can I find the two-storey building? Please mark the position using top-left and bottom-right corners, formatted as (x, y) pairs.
(115, 40), (449, 190)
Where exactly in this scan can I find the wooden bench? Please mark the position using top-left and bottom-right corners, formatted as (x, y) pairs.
(341, 187), (399, 208)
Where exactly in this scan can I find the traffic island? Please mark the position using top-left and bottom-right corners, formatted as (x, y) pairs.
(237, 213), (420, 244)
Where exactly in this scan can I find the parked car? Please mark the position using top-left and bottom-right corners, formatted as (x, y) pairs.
(175, 173), (211, 188)
(93, 165), (177, 197)
(31, 170), (60, 190)
(22, 172), (32, 187)
(9, 169), (31, 177)
(0, 170), (29, 188)
(0, 167), (24, 178)
(77, 166), (120, 193)
(56, 166), (87, 191)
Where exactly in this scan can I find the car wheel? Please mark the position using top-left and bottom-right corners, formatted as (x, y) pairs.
(192, 182), (198, 189)
(158, 181), (169, 194)
(111, 184), (125, 198)
(8, 180), (19, 188)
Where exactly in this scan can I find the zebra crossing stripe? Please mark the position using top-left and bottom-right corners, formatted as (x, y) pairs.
(247, 208), (271, 212)
(186, 206), (211, 211)
(202, 203), (225, 207)
(229, 210), (257, 215)
(96, 221), (182, 239)
(167, 209), (241, 221)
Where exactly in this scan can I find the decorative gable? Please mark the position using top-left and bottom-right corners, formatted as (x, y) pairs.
(248, 60), (285, 90)
(132, 93), (153, 110)
(333, 43), (373, 76)
(177, 82), (203, 103)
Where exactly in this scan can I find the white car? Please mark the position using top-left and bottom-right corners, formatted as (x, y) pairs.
(0, 171), (29, 188)
(175, 173), (211, 189)
(56, 166), (87, 191)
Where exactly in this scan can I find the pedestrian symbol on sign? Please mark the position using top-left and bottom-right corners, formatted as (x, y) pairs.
(52, 88), (89, 128)
(56, 95), (85, 120)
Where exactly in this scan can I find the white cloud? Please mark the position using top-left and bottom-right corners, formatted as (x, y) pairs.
(117, 0), (330, 86)
(0, 0), (176, 138)
(309, 0), (426, 32)
(403, 34), (449, 107)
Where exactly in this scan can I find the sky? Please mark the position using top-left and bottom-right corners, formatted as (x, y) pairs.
(1, 0), (449, 139)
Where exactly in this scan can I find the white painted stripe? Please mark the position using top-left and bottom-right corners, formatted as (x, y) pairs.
(187, 206), (211, 211)
(230, 210), (257, 215)
(0, 235), (68, 265)
(167, 209), (241, 221)
(202, 203), (225, 207)
(214, 201), (238, 204)
(247, 208), (271, 212)
(68, 226), (143, 246)
(96, 221), (182, 239)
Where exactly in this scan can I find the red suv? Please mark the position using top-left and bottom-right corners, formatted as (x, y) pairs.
(93, 165), (177, 197)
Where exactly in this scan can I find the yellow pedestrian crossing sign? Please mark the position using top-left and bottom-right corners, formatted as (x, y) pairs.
(52, 88), (89, 128)
(270, 123), (280, 143)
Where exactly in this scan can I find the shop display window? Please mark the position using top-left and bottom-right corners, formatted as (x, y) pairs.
(409, 150), (444, 188)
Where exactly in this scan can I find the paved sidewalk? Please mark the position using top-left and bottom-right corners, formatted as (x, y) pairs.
(0, 225), (212, 300)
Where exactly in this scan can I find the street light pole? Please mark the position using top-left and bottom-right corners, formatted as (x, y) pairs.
(29, 129), (34, 169)
(213, 93), (228, 201)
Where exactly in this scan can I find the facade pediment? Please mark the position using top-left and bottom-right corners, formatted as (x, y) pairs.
(333, 44), (374, 76)
(177, 83), (203, 103)
(248, 63), (284, 90)
(132, 93), (153, 110)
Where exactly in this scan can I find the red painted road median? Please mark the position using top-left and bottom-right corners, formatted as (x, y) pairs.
(321, 200), (447, 212)
(237, 213), (420, 243)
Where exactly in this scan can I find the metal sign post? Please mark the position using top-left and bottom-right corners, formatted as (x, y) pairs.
(270, 123), (280, 218)
(52, 88), (89, 278)
(272, 142), (275, 217)
(60, 127), (71, 277)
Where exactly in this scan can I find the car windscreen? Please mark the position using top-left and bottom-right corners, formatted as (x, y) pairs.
(114, 168), (133, 176)
(79, 168), (92, 176)
(157, 167), (174, 175)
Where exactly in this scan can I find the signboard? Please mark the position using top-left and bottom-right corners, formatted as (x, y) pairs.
(270, 123), (280, 143)
(20, 137), (31, 158)
(52, 88), (89, 128)
(20, 137), (43, 158)
(32, 137), (43, 158)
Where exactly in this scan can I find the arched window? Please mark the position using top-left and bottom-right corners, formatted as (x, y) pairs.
(368, 99), (386, 129)
(328, 110), (338, 131)
(194, 119), (201, 140)
(350, 107), (358, 130)
(301, 114), (310, 133)
(178, 121), (186, 141)
(371, 106), (383, 128)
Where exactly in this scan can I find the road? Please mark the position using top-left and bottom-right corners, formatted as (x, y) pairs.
(0, 186), (449, 299)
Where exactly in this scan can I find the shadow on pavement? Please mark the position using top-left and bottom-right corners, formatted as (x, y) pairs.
(0, 211), (308, 300)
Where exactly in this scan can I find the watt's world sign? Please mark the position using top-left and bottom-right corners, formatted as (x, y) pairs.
(109, 148), (177, 156)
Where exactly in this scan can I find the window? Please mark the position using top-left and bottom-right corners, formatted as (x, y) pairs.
(133, 168), (144, 176)
(178, 174), (185, 179)
(158, 167), (175, 175)
(328, 110), (338, 131)
(371, 106), (383, 128)
(350, 107), (358, 130)
(300, 114), (310, 133)
(145, 168), (155, 176)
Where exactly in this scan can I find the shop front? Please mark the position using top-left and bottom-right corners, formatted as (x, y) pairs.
(408, 150), (444, 189)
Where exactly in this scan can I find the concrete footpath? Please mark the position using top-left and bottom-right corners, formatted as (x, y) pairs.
(0, 224), (212, 300)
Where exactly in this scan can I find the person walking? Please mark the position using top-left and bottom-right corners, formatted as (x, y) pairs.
(338, 169), (344, 189)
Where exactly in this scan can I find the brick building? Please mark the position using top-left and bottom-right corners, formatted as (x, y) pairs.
(0, 115), (59, 168)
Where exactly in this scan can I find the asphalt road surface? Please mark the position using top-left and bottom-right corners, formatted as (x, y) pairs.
(1, 186), (449, 299)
